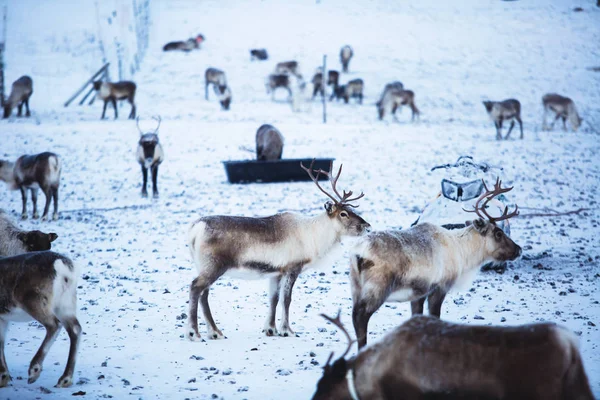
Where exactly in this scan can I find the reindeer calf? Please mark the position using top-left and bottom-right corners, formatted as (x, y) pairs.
(376, 88), (419, 122)
(136, 117), (164, 198)
(205, 68), (227, 101)
(340, 45), (353, 73)
(256, 124), (284, 161)
(332, 79), (363, 104)
(542, 93), (582, 132)
(93, 80), (136, 120)
(0, 152), (61, 221)
(0, 210), (57, 256)
(3, 76), (33, 119)
(483, 99), (523, 140)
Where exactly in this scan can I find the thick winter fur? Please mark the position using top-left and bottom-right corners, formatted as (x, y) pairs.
(256, 124), (284, 160)
(312, 315), (594, 400)
(0, 152), (61, 221)
(483, 99), (523, 140)
(250, 49), (268, 61)
(92, 80), (136, 120)
(163, 34), (203, 51)
(542, 93), (582, 132)
(0, 251), (82, 388)
(275, 60), (300, 76)
(186, 202), (371, 341)
(0, 210), (57, 256)
(350, 219), (521, 348)
(3, 76), (33, 119)
(340, 45), (354, 73)
(376, 88), (419, 122)
(312, 70), (340, 99)
(332, 79), (363, 104)
(205, 68), (227, 101)
(136, 134), (164, 198)
(213, 85), (232, 110)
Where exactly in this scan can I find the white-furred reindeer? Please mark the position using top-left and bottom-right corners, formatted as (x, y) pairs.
(186, 160), (371, 340)
(135, 116), (164, 198)
(542, 93), (582, 132)
(350, 179), (521, 348)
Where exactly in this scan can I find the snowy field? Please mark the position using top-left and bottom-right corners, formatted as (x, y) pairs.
(1, 0), (599, 399)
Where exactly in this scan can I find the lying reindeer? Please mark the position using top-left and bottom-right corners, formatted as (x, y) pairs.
(0, 251), (82, 388)
(205, 68), (227, 101)
(376, 88), (419, 122)
(186, 160), (370, 341)
(93, 80), (137, 120)
(0, 152), (61, 221)
(163, 34), (204, 51)
(351, 179), (521, 348)
(250, 48), (268, 61)
(0, 209), (57, 256)
(256, 124), (284, 160)
(312, 312), (594, 400)
(340, 45), (354, 73)
(3, 75), (33, 119)
(332, 79), (364, 104)
(136, 116), (164, 198)
(542, 93), (582, 132)
(483, 99), (523, 140)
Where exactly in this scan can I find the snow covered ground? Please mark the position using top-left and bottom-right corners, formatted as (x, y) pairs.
(0, 0), (599, 399)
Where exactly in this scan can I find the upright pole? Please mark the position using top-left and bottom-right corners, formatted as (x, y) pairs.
(322, 55), (327, 124)
(0, 6), (7, 107)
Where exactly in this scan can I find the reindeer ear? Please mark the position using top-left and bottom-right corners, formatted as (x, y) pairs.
(48, 233), (58, 242)
(324, 201), (337, 215)
(472, 218), (489, 234)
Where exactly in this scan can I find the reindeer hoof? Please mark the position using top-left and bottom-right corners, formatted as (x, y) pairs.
(21, 214), (28, 220)
(55, 375), (73, 388)
(278, 327), (296, 337)
(0, 373), (11, 387)
(41, 215), (48, 221)
(28, 364), (42, 384)
(33, 213), (39, 219)
(207, 328), (224, 340)
(52, 214), (59, 221)
(263, 327), (278, 337)
(187, 328), (203, 342)
(141, 191), (148, 198)
(153, 192), (159, 199)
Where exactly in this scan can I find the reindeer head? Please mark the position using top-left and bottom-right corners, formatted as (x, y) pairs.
(482, 101), (494, 113)
(137, 116), (161, 168)
(92, 80), (103, 91)
(17, 231), (58, 252)
(464, 178), (522, 262)
(301, 160), (371, 237)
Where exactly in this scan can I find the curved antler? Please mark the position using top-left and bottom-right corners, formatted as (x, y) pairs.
(152, 115), (162, 134)
(320, 310), (355, 364)
(300, 160), (339, 204)
(136, 116), (162, 135)
(302, 160), (365, 207)
(464, 178), (519, 224)
(136, 116), (144, 135)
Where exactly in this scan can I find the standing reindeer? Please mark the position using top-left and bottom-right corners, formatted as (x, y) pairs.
(92, 80), (137, 120)
(136, 116), (164, 198)
(266, 74), (294, 100)
(275, 60), (300, 76)
(483, 99), (523, 140)
(332, 79), (364, 104)
(186, 160), (371, 341)
(205, 68), (227, 101)
(3, 76), (33, 119)
(542, 93), (582, 132)
(312, 70), (340, 99)
(351, 179), (521, 348)
(214, 85), (232, 110)
(256, 124), (284, 161)
(0, 152), (61, 221)
(0, 210), (58, 256)
(340, 45), (354, 73)
(376, 88), (419, 122)
(311, 313), (594, 400)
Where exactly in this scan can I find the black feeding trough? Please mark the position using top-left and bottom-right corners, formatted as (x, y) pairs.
(223, 158), (335, 184)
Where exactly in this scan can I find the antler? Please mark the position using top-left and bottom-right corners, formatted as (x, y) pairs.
(152, 115), (162, 134)
(300, 160), (365, 207)
(136, 116), (144, 135)
(136, 116), (162, 135)
(464, 178), (519, 223)
(320, 310), (355, 365)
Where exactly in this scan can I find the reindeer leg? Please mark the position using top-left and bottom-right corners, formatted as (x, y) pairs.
(17, 102), (23, 117)
(427, 287), (448, 317)
(20, 187), (28, 219)
(0, 319), (10, 387)
(40, 188), (52, 221)
(101, 100), (108, 119)
(358, 93), (363, 105)
(128, 96), (136, 119)
(151, 164), (159, 198)
(505, 120), (515, 140)
(111, 98), (118, 119)
(31, 188), (39, 219)
(549, 113), (560, 130)
(410, 297), (426, 315)
(542, 108), (549, 131)
(51, 186), (59, 220)
(187, 268), (226, 341)
(278, 266), (301, 337)
(517, 117), (523, 139)
(561, 116), (567, 131)
(25, 97), (31, 117)
(263, 275), (282, 336)
(353, 294), (385, 349)
(55, 317), (81, 388)
(205, 82), (209, 100)
(141, 166), (148, 197)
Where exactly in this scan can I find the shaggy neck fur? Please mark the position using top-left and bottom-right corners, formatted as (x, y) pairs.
(444, 226), (492, 281)
(0, 213), (26, 256)
(295, 211), (343, 261)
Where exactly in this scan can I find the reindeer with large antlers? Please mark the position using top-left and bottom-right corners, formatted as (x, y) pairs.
(135, 116), (164, 198)
(185, 160), (371, 340)
(350, 179), (522, 348)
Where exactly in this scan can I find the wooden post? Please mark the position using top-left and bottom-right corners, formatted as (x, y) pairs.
(64, 63), (109, 107)
(0, 6), (7, 107)
(322, 55), (327, 124)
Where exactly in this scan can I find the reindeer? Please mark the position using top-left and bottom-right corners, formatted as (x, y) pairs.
(542, 93), (582, 132)
(483, 99), (523, 140)
(256, 124), (284, 161)
(250, 49), (268, 61)
(351, 179), (521, 348)
(266, 74), (293, 100)
(0, 210), (58, 256)
(214, 85), (232, 110)
(312, 70), (340, 99)
(0, 251), (82, 388)
(332, 79), (364, 104)
(376, 89), (419, 122)
(3, 76), (33, 119)
(312, 312), (594, 400)
(136, 116), (164, 198)
(205, 68), (227, 101)
(0, 152), (61, 221)
(92, 80), (136, 120)
(275, 60), (300, 76)
(376, 81), (404, 103)
(186, 160), (371, 341)
(340, 45), (354, 73)
(163, 34), (204, 51)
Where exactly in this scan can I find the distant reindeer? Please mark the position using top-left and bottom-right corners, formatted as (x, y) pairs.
(331, 79), (363, 104)
(351, 179), (521, 348)
(311, 313), (594, 400)
(92, 80), (136, 120)
(312, 70), (340, 99)
(250, 49), (268, 61)
(163, 34), (204, 51)
(186, 160), (370, 341)
(214, 85), (232, 110)
(377, 81), (404, 103)
(3, 76), (33, 119)
(483, 99), (523, 140)
(266, 74), (293, 100)
(136, 116), (164, 198)
(340, 45), (354, 73)
(542, 93), (582, 132)
(256, 124), (284, 161)
(376, 89), (419, 122)
(205, 68), (227, 101)
(0, 251), (81, 388)
(275, 60), (300, 76)
(0, 210), (57, 256)
(0, 152), (61, 221)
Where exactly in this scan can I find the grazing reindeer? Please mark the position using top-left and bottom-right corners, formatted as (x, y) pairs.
(275, 60), (300, 76)
(312, 70), (340, 99)
(0, 210), (57, 256)
(163, 34), (204, 51)
(3, 76), (33, 119)
(214, 85), (232, 110)
(0, 152), (61, 221)
(542, 93), (582, 132)
(0, 251), (82, 388)
(312, 313), (594, 400)
(266, 74), (293, 100)
(256, 124), (284, 161)
(483, 99), (523, 140)
(186, 160), (371, 341)
(92, 80), (136, 120)
(376, 89), (419, 122)
(376, 81), (404, 103)
(136, 116), (164, 198)
(250, 49), (268, 61)
(351, 179), (521, 348)
(340, 45), (354, 73)
(332, 79), (364, 104)
(205, 68), (227, 101)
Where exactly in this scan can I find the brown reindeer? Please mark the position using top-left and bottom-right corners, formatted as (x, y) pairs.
(483, 99), (523, 140)
(250, 49), (268, 61)
(332, 79), (364, 104)
(340, 45), (354, 73)
(205, 68), (227, 101)
(256, 124), (284, 161)
(136, 117), (164, 198)
(275, 60), (300, 76)
(266, 74), (293, 100)
(542, 93), (582, 132)
(186, 160), (370, 341)
(0, 210), (57, 256)
(312, 70), (340, 99)
(3, 76), (33, 119)
(377, 88), (419, 122)
(163, 34), (204, 51)
(312, 313), (594, 400)
(93, 80), (136, 120)
(351, 179), (521, 348)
